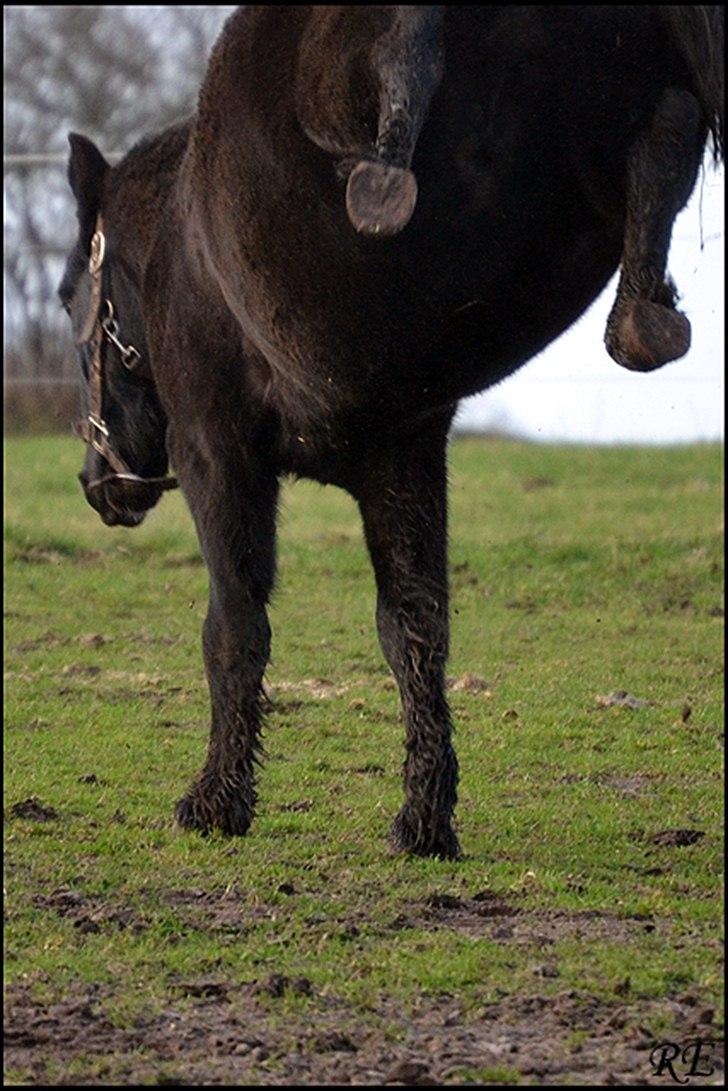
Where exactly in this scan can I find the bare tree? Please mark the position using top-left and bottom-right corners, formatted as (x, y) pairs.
(4, 6), (233, 429)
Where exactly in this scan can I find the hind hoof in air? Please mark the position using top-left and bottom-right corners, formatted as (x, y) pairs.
(605, 298), (691, 372)
(346, 160), (418, 237)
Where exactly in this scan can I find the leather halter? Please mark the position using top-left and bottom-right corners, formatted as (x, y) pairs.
(73, 215), (178, 493)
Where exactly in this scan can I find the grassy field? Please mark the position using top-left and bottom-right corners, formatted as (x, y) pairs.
(4, 434), (724, 1085)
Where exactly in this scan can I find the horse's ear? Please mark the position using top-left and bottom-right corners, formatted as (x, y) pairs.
(67, 132), (110, 249)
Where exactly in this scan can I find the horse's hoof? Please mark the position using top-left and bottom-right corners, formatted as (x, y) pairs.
(346, 160), (418, 237)
(174, 786), (253, 837)
(390, 810), (461, 860)
(605, 298), (691, 372)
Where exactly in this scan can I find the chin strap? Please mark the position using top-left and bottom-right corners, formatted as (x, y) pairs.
(73, 215), (178, 494)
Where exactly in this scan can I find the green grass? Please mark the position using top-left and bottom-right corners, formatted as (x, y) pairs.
(4, 435), (724, 1036)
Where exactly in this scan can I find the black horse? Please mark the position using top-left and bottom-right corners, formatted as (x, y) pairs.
(60, 6), (723, 858)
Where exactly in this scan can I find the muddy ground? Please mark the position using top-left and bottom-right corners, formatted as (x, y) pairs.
(5, 893), (724, 1085)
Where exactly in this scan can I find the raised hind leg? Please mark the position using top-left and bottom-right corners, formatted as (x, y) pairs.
(355, 415), (460, 859)
(171, 428), (279, 837)
(605, 87), (703, 371)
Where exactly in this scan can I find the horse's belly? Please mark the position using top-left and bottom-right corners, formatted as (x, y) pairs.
(249, 207), (622, 435)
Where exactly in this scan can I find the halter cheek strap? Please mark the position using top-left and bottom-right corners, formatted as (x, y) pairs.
(74, 215), (178, 494)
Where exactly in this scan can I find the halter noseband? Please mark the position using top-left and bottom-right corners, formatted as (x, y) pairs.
(73, 215), (178, 494)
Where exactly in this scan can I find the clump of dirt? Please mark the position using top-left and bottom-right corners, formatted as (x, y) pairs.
(8, 797), (59, 822)
(277, 799), (313, 812)
(448, 672), (491, 694)
(595, 690), (650, 709)
(650, 828), (705, 847)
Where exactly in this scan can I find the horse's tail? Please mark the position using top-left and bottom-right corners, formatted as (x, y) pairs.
(297, 7), (444, 237)
(659, 5), (724, 162)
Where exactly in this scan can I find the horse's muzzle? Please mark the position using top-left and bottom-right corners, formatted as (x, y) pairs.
(79, 472), (164, 527)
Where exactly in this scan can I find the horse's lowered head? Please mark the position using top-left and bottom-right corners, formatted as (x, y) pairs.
(59, 132), (176, 528)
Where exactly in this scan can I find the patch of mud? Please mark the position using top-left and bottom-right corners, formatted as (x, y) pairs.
(53, 668), (187, 709)
(266, 678), (356, 701)
(11, 630), (70, 654)
(162, 552), (205, 568)
(161, 887), (278, 935)
(650, 829), (705, 847)
(264, 673), (493, 703)
(253, 975), (314, 999)
(404, 894), (669, 946)
(277, 799), (314, 813)
(4, 979), (723, 1086)
(558, 772), (664, 798)
(61, 663), (102, 678)
(9, 544), (101, 566)
(31, 889), (149, 935)
(450, 561), (485, 591)
(505, 596), (539, 613)
(594, 773), (655, 798)
(124, 630), (183, 646)
(522, 475), (555, 492)
(8, 797), (59, 822)
(263, 672), (401, 698)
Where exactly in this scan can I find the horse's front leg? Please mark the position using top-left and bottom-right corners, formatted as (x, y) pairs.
(605, 87), (703, 371)
(172, 435), (279, 837)
(356, 419), (460, 859)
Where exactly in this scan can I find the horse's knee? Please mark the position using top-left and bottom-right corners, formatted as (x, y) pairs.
(203, 596), (271, 676)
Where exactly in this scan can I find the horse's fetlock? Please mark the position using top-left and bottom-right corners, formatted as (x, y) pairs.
(390, 806), (461, 860)
(175, 770), (256, 837)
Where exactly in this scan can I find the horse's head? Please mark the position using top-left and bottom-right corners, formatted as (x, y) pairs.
(59, 133), (175, 528)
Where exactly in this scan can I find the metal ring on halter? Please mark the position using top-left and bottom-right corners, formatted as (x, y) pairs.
(101, 301), (143, 371)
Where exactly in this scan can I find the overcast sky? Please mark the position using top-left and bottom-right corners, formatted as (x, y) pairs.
(455, 158), (724, 445)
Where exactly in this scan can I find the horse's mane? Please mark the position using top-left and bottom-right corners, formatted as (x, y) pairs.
(113, 118), (192, 185)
